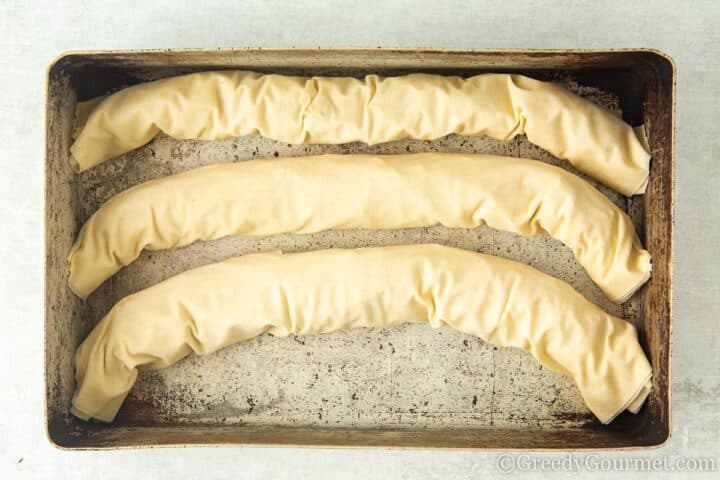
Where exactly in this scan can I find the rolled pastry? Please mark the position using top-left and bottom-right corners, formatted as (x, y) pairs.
(70, 71), (650, 196)
(71, 244), (652, 424)
(67, 153), (651, 302)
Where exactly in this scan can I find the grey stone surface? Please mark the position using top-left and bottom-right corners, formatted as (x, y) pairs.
(1, 0), (718, 478)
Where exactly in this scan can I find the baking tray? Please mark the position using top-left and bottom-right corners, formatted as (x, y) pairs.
(45, 48), (674, 449)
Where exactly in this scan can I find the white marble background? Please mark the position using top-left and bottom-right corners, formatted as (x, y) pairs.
(1, 1), (718, 478)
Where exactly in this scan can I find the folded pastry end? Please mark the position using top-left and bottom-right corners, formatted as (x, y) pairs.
(68, 154), (81, 174)
(66, 252), (89, 300)
(627, 379), (653, 414)
(69, 405), (91, 422)
(600, 374), (653, 425)
(609, 256), (653, 304)
(631, 125), (652, 196)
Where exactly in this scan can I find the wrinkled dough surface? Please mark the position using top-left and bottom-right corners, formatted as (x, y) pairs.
(70, 71), (651, 196)
(71, 245), (652, 424)
(68, 153), (651, 302)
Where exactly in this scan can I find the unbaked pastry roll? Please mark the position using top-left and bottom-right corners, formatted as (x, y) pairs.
(69, 71), (651, 196)
(67, 153), (651, 302)
(71, 244), (652, 424)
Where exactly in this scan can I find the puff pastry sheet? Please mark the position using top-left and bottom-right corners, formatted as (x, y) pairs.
(71, 244), (652, 424)
(67, 153), (651, 302)
(70, 71), (651, 196)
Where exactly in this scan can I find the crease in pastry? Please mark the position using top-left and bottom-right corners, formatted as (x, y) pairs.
(67, 153), (652, 302)
(70, 244), (652, 424)
(69, 71), (651, 195)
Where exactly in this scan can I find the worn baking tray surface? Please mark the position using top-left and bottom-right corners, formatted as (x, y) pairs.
(45, 49), (673, 449)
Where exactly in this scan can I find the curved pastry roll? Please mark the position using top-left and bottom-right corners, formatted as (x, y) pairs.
(71, 244), (652, 424)
(70, 71), (650, 195)
(68, 153), (651, 302)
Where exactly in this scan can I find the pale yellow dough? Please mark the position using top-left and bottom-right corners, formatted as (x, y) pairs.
(71, 244), (652, 424)
(68, 153), (651, 302)
(70, 71), (651, 196)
